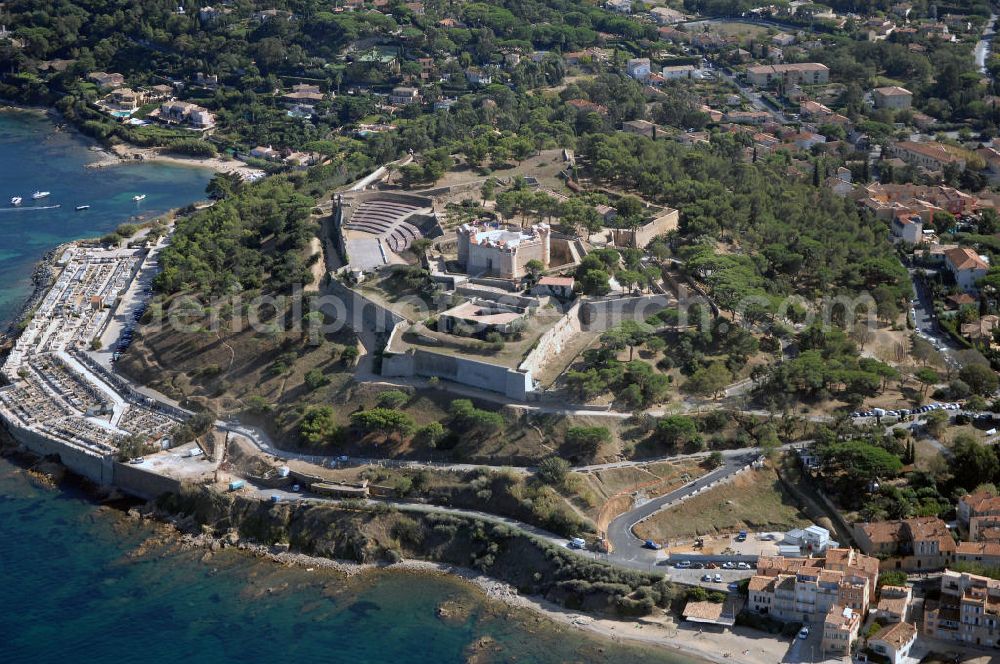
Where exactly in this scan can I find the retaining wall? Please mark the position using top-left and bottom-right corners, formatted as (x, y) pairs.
(381, 341), (532, 400)
(114, 462), (184, 500)
(518, 301), (583, 377)
(321, 277), (406, 336)
(2, 420), (115, 485)
(666, 553), (760, 564)
(580, 294), (672, 331)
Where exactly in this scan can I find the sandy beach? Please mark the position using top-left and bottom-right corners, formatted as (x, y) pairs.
(87, 144), (263, 179)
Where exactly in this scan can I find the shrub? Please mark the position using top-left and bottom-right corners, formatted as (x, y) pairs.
(377, 389), (409, 408)
(350, 408), (415, 436)
(565, 426), (612, 455)
(165, 138), (217, 157)
(299, 406), (340, 446)
(415, 421), (447, 447)
(537, 457), (570, 486)
(304, 368), (328, 390)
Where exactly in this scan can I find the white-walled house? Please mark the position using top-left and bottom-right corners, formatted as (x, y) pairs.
(868, 622), (917, 664)
(945, 246), (990, 293)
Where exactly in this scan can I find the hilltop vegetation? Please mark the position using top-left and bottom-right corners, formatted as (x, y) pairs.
(579, 132), (911, 311)
(155, 176), (317, 295)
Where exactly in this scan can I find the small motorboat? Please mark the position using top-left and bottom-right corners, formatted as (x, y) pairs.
(133, 194), (146, 202)
(10, 196), (22, 206)
(75, 205), (90, 211)
(32, 191), (50, 199)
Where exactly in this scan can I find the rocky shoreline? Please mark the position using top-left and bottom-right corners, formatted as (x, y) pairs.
(1, 244), (61, 347)
(128, 504), (532, 609)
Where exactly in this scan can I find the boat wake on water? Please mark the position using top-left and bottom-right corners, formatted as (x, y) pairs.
(0, 204), (62, 212)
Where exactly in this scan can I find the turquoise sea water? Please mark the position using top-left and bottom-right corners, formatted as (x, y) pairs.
(0, 110), (698, 664)
(0, 109), (213, 326)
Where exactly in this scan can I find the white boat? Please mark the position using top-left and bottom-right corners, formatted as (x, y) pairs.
(32, 191), (50, 199)
(10, 196), (22, 206)
(133, 194), (146, 202)
(75, 205), (90, 211)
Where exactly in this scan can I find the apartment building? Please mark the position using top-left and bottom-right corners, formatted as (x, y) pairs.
(747, 549), (879, 623)
(822, 605), (861, 656)
(924, 569), (1000, 646)
(886, 140), (966, 172)
(959, 490), (1000, 540)
(872, 86), (913, 110)
(746, 63), (829, 86)
(956, 541), (1000, 569)
(854, 516), (956, 571)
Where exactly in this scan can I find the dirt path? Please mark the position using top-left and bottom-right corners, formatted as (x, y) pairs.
(308, 236), (324, 289)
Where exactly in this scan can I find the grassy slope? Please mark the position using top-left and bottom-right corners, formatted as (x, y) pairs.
(633, 467), (810, 542)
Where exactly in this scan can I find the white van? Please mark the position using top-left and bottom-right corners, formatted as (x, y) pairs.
(568, 537), (586, 550)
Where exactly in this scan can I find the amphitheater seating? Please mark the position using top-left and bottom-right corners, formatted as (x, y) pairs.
(343, 199), (428, 254)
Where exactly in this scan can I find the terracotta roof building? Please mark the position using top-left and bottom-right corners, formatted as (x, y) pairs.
(874, 585), (912, 623)
(748, 549), (879, 624)
(924, 569), (1000, 646)
(944, 247), (990, 294)
(887, 140), (966, 172)
(746, 63), (829, 86)
(872, 86), (913, 110)
(854, 516), (956, 571)
(822, 605), (861, 656)
(956, 541), (1000, 569)
(868, 621), (918, 664)
(959, 490), (1000, 541)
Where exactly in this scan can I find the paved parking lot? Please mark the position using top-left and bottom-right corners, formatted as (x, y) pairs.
(669, 566), (754, 588)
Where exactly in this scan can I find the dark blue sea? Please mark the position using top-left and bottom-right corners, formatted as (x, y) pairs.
(0, 110), (697, 664)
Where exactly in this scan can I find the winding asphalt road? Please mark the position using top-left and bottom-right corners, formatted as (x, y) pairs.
(604, 454), (756, 570)
(255, 452), (760, 574)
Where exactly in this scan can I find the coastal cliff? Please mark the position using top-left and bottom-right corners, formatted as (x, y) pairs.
(157, 484), (679, 617)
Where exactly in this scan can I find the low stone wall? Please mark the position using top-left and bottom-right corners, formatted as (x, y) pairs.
(467, 276), (521, 292)
(342, 190), (434, 209)
(631, 458), (763, 532)
(610, 208), (679, 249)
(455, 285), (539, 309)
(414, 179), (486, 198)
